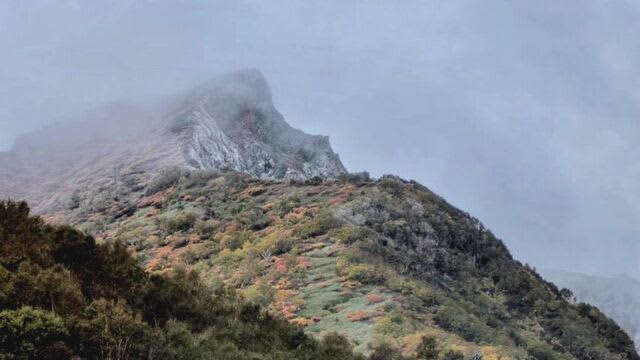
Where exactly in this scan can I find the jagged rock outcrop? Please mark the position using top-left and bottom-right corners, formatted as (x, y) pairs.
(0, 69), (346, 212)
(177, 69), (345, 179)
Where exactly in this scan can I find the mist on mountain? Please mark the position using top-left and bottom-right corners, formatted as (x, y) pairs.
(3, 3), (640, 357)
(2, 1), (640, 279)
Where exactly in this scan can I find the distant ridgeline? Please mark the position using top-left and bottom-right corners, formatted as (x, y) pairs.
(0, 70), (637, 359)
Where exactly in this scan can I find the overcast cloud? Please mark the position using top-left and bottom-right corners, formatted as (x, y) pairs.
(2, 0), (640, 277)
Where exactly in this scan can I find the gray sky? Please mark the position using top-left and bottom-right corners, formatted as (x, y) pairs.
(2, 0), (640, 277)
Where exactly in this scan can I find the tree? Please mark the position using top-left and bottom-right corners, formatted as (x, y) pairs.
(560, 288), (574, 302)
(75, 299), (152, 360)
(0, 306), (71, 359)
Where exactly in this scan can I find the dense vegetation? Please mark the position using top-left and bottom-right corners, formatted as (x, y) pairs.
(30, 169), (640, 359)
(0, 201), (367, 359)
(0, 201), (500, 360)
(543, 270), (640, 353)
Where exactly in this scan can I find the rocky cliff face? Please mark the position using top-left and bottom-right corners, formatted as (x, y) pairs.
(0, 69), (346, 212)
(177, 69), (345, 179)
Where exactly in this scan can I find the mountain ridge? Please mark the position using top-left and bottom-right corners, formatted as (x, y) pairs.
(0, 70), (346, 214)
(1, 70), (637, 359)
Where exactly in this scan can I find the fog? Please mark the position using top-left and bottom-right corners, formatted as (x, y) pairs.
(2, 1), (640, 278)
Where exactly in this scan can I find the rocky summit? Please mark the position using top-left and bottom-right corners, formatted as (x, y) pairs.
(0, 69), (345, 213)
(177, 69), (345, 180)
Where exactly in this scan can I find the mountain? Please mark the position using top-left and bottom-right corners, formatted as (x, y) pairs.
(0, 69), (345, 214)
(542, 269), (640, 351)
(1, 70), (638, 359)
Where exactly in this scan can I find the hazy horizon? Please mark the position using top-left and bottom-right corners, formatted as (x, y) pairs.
(2, 1), (640, 278)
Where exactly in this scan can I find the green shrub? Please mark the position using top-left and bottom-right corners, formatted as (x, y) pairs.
(219, 231), (253, 251)
(181, 170), (220, 190)
(236, 208), (271, 230)
(295, 211), (342, 238)
(181, 243), (217, 263)
(434, 305), (492, 343)
(255, 232), (293, 256)
(379, 176), (406, 197)
(145, 167), (183, 195)
(0, 306), (70, 359)
(526, 341), (558, 360)
(157, 211), (199, 233)
(440, 349), (464, 360)
(243, 279), (275, 308)
(344, 263), (385, 284)
(334, 225), (370, 245)
(374, 312), (410, 337)
(194, 219), (222, 238)
(274, 195), (302, 215)
(338, 172), (371, 186)
(229, 255), (266, 288)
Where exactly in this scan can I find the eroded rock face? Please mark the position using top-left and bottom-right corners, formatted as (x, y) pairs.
(0, 69), (346, 212)
(177, 69), (345, 180)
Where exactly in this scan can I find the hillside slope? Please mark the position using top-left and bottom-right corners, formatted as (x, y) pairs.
(41, 169), (638, 360)
(0, 201), (369, 359)
(543, 269), (640, 352)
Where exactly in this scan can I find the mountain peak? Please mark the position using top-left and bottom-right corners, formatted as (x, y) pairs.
(194, 68), (272, 105)
(0, 70), (346, 212)
(173, 69), (345, 180)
